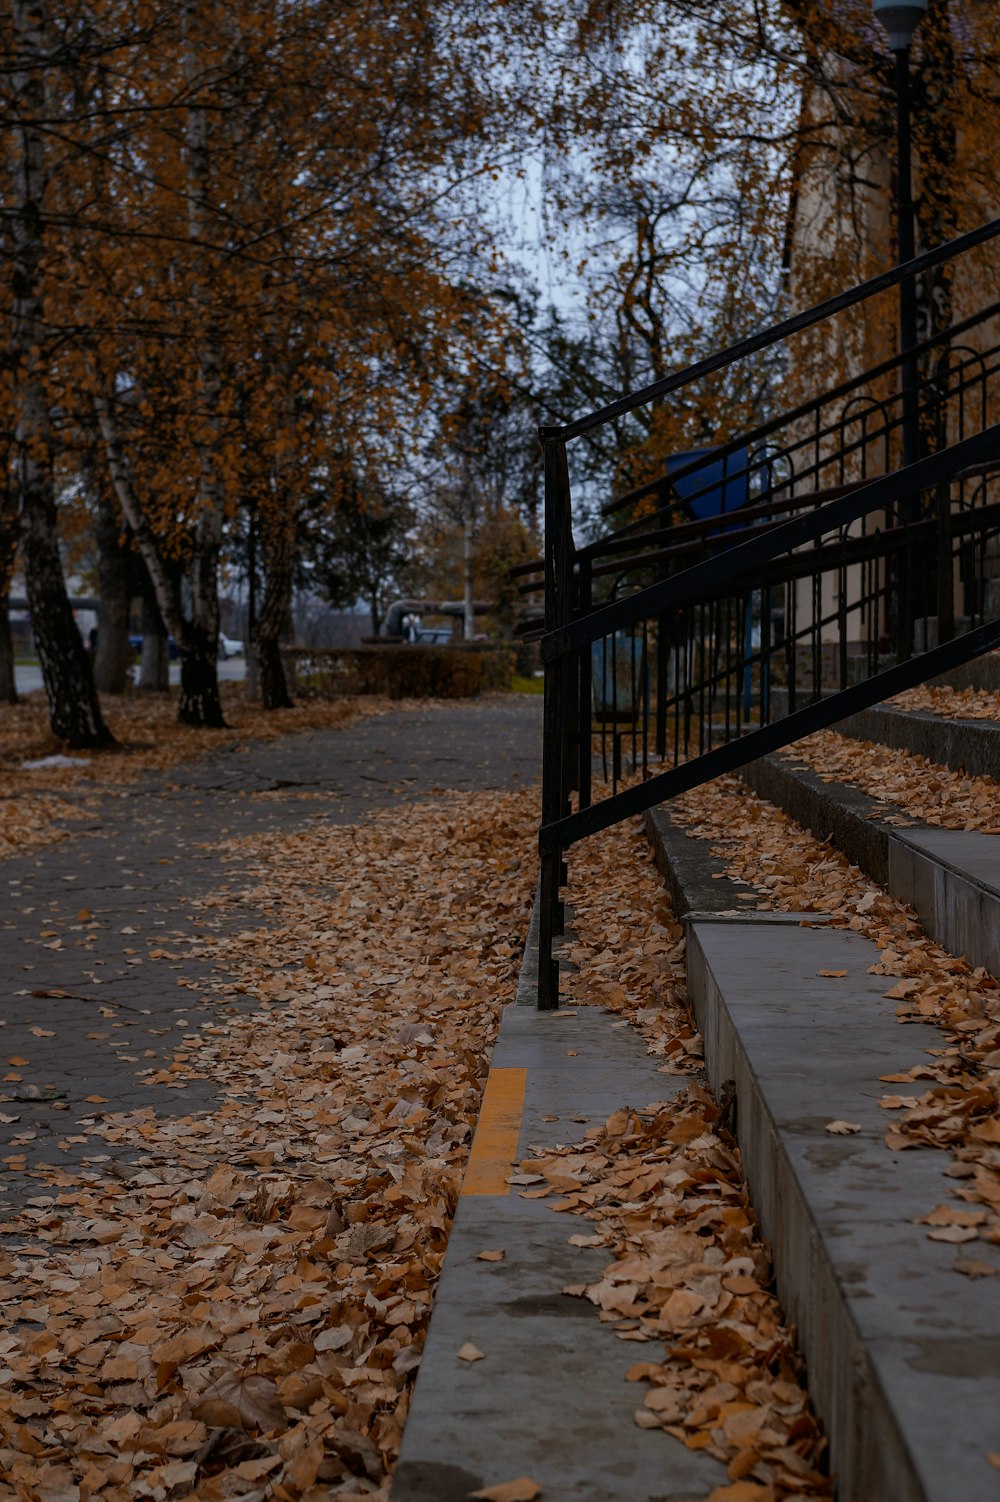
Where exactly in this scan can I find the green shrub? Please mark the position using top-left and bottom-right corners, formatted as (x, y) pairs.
(283, 645), (516, 699)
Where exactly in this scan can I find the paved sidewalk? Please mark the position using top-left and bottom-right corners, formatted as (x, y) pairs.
(0, 696), (542, 1212)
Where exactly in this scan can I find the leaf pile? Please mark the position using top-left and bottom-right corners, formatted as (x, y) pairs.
(543, 823), (831, 1501)
(890, 682), (1000, 723)
(0, 785), (536, 1500)
(780, 729), (1000, 832)
(0, 791), (94, 860)
(670, 776), (1000, 1265)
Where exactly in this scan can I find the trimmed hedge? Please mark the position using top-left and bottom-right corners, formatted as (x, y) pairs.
(282, 644), (517, 700)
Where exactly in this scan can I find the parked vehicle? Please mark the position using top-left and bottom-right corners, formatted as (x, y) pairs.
(129, 634), (180, 660)
(218, 633), (244, 659)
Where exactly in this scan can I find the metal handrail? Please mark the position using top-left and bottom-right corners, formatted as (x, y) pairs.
(547, 217), (1000, 442)
(534, 218), (1000, 1008)
(597, 293), (1000, 519)
(542, 424), (1000, 661)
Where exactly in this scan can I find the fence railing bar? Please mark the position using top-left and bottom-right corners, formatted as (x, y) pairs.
(598, 294), (1000, 517)
(539, 613), (1000, 855)
(553, 218), (1000, 442)
(541, 423), (1000, 662)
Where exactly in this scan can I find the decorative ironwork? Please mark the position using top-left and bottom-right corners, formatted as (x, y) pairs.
(533, 218), (1000, 1008)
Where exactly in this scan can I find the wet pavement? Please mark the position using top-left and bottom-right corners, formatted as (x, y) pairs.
(0, 696), (542, 1210)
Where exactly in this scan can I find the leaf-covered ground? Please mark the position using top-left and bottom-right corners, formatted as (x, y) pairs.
(0, 783), (537, 1501)
(890, 681), (1000, 722)
(0, 686), (383, 861)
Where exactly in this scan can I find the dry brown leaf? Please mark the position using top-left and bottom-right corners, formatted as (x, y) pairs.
(457, 1343), (486, 1363)
(954, 1258), (998, 1278)
(468, 1480), (542, 1502)
(476, 1249), (506, 1262)
(192, 1371), (286, 1432)
(926, 1225), (979, 1244)
(825, 1120), (862, 1135)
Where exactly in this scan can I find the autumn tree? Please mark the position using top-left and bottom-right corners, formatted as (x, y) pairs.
(524, 0), (1000, 509)
(4, 0), (114, 746)
(7, 0), (540, 729)
(302, 469), (415, 639)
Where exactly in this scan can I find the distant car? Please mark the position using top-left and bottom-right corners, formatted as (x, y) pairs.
(413, 627), (453, 645)
(129, 633), (180, 660)
(218, 632), (244, 659)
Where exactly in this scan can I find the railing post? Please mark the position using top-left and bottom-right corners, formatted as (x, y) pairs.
(577, 556), (593, 813)
(538, 427), (573, 1010)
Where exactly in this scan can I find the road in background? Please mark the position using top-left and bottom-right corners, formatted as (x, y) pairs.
(14, 655), (247, 697)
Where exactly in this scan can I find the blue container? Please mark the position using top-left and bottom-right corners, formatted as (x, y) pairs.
(664, 446), (750, 526)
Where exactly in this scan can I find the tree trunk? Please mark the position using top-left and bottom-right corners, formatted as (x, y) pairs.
(179, 628), (226, 726)
(93, 470), (132, 694)
(12, 0), (113, 749)
(256, 493), (295, 710)
(463, 507), (475, 641)
(22, 494), (114, 745)
(177, 0), (226, 727)
(0, 462), (19, 705)
(138, 589), (170, 692)
(0, 588), (17, 704)
(245, 505), (260, 701)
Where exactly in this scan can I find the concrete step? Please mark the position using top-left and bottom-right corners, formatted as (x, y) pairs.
(930, 651), (1000, 693)
(739, 752), (1000, 979)
(833, 702), (1000, 781)
(391, 900), (728, 1501)
(644, 807), (1000, 1502)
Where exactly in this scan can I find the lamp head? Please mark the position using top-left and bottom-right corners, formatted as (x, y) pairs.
(873, 0), (928, 50)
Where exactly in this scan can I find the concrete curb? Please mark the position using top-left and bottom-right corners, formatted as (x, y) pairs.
(391, 887), (728, 1501)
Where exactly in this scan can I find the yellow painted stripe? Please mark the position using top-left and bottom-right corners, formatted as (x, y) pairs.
(462, 1067), (527, 1196)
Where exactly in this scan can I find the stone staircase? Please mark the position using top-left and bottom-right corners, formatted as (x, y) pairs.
(643, 681), (1000, 1501)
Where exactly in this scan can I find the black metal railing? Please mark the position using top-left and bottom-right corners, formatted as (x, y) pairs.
(534, 217), (1000, 1007)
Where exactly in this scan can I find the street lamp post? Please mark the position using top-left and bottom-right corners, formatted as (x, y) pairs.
(872, 0), (928, 469)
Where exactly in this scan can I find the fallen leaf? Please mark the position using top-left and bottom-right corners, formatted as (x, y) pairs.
(816, 969), (848, 978)
(192, 1370), (285, 1432)
(927, 1225), (979, 1243)
(476, 1249), (505, 1262)
(457, 1343), (486, 1363)
(825, 1120), (862, 1135)
(954, 1258), (998, 1278)
(468, 1480), (541, 1502)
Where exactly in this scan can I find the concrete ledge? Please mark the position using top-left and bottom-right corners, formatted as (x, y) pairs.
(740, 754), (1000, 978)
(392, 895), (728, 1501)
(643, 807), (1000, 1500)
(835, 704), (1000, 781)
(930, 654), (1000, 692)
(643, 804), (759, 916)
(688, 919), (1000, 1502)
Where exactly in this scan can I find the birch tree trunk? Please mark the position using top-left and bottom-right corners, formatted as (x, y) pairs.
(11, 0), (113, 747)
(257, 494), (295, 710)
(0, 465), (18, 704)
(178, 0), (226, 727)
